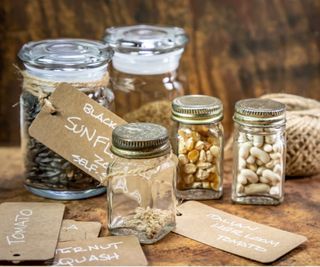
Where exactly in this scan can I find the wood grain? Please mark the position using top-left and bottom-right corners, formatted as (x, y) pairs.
(0, 0), (319, 145)
(0, 147), (319, 265)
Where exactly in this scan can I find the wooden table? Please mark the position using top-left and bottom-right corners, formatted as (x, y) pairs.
(0, 147), (319, 266)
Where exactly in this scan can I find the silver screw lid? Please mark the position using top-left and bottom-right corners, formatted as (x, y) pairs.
(18, 39), (113, 70)
(171, 95), (223, 124)
(111, 123), (171, 159)
(234, 98), (286, 127)
(104, 25), (188, 55)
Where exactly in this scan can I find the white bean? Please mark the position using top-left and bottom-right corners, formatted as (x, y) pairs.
(262, 169), (281, 185)
(265, 135), (277, 144)
(272, 142), (282, 153)
(237, 174), (248, 185)
(240, 169), (259, 183)
(263, 144), (273, 152)
(239, 142), (252, 159)
(246, 155), (256, 164)
(253, 135), (264, 147)
(238, 157), (247, 169)
(256, 166), (266, 176)
(250, 147), (270, 164)
(236, 183), (244, 193)
(244, 183), (270, 195)
(259, 176), (271, 184)
(270, 185), (280, 195)
(273, 164), (282, 176)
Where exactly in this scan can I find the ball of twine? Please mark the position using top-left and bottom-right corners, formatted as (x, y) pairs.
(260, 93), (320, 177)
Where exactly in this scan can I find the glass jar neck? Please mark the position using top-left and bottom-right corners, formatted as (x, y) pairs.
(23, 63), (108, 83)
(235, 122), (285, 134)
(111, 49), (184, 75)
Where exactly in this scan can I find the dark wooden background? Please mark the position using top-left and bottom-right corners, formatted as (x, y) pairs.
(1, 0), (319, 145)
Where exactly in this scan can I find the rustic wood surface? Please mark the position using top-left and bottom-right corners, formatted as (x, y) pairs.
(0, 147), (319, 266)
(1, 0), (320, 145)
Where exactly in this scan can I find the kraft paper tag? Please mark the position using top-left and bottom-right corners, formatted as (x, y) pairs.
(29, 84), (126, 183)
(173, 201), (307, 263)
(0, 202), (65, 262)
(59, 220), (102, 242)
(53, 236), (148, 266)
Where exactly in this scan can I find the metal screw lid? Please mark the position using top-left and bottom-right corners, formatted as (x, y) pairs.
(171, 95), (223, 124)
(111, 123), (171, 159)
(18, 39), (113, 70)
(234, 98), (286, 127)
(104, 24), (188, 55)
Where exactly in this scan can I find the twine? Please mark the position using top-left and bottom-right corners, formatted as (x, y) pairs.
(260, 93), (320, 177)
(101, 152), (177, 186)
(16, 65), (109, 114)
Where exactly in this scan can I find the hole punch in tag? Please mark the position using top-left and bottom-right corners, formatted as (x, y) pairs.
(0, 202), (65, 263)
(173, 201), (307, 263)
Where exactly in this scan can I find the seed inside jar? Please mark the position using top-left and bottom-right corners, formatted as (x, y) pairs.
(177, 126), (221, 191)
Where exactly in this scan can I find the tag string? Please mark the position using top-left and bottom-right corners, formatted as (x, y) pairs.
(14, 64), (110, 115)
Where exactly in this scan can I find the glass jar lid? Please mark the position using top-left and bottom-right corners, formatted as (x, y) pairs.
(104, 25), (188, 55)
(111, 123), (171, 159)
(234, 98), (286, 127)
(18, 39), (113, 70)
(171, 95), (223, 124)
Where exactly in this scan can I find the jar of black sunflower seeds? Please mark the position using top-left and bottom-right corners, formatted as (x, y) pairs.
(18, 38), (114, 200)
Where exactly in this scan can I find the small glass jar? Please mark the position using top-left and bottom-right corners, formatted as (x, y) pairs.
(103, 25), (188, 131)
(232, 99), (286, 205)
(107, 123), (176, 244)
(18, 39), (114, 200)
(171, 95), (224, 200)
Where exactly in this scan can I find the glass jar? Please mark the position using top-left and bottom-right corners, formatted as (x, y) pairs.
(171, 95), (224, 200)
(103, 25), (188, 131)
(232, 99), (286, 205)
(107, 123), (176, 244)
(18, 39), (114, 200)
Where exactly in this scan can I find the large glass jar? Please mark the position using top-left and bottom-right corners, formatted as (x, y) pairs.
(18, 39), (114, 200)
(232, 99), (286, 205)
(171, 95), (224, 200)
(103, 25), (188, 131)
(107, 123), (176, 244)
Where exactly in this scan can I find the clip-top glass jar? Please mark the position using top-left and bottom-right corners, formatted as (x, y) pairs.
(18, 39), (114, 200)
(171, 95), (224, 200)
(232, 99), (286, 205)
(103, 25), (188, 131)
(107, 123), (176, 244)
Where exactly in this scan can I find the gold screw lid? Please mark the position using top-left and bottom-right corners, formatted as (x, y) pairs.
(111, 123), (171, 159)
(234, 98), (286, 127)
(171, 95), (223, 124)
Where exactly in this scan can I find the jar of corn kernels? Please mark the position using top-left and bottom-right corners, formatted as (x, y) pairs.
(171, 95), (224, 200)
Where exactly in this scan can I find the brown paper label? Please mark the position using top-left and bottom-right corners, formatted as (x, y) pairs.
(174, 201), (307, 263)
(0, 202), (65, 262)
(29, 84), (126, 182)
(59, 220), (102, 242)
(53, 236), (148, 266)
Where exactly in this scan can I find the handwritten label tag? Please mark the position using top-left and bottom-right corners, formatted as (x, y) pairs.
(59, 220), (102, 242)
(53, 236), (148, 266)
(0, 202), (65, 262)
(29, 84), (126, 182)
(174, 201), (307, 263)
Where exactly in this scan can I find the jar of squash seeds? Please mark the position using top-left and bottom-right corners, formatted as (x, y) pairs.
(18, 39), (114, 200)
(171, 95), (224, 200)
(103, 25), (188, 131)
(232, 99), (286, 205)
(107, 123), (176, 244)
